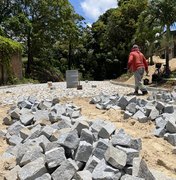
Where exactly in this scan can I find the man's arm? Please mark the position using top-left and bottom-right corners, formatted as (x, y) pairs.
(128, 53), (133, 69)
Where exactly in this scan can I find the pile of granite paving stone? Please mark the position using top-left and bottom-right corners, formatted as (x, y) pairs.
(90, 90), (176, 147)
(0, 95), (158, 180)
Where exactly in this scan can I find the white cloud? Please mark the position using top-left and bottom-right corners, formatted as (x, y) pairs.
(80, 0), (117, 22)
(86, 22), (92, 27)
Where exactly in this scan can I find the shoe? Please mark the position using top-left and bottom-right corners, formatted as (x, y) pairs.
(142, 90), (148, 95)
(133, 91), (139, 95)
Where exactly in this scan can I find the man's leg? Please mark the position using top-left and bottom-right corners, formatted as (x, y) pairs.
(134, 68), (148, 94)
(134, 69), (140, 94)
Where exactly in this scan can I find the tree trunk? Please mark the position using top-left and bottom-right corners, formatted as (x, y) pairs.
(26, 33), (33, 75)
(68, 41), (71, 70)
(165, 25), (170, 77)
(1, 64), (4, 85)
(149, 55), (154, 65)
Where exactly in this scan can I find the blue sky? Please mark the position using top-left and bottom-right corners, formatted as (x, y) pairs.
(69, 0), (117, 25)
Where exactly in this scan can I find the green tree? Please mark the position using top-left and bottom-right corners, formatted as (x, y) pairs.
(148, 0), (176, 76)
(134, 10), (162, 64)
(1, 0), (80, 75)
(106, 0), (148, 74)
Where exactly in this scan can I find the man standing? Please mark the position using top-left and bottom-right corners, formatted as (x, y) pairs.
(128, 44), (149, 95)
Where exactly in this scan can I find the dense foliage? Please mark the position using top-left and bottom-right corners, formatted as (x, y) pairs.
(0, 35), (22, 82)
(0, 0), (176, 83)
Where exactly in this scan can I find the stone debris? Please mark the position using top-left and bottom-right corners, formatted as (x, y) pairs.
(2, 96), (157, 180)
(90, 90), (176, 147)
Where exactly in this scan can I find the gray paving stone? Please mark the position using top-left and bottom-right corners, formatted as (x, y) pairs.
(71, 110), (81, 118)
(51, 158), (78, 180)
(56, 118), (72, 129)
(124, 166), (133, 175)
(124, 111), (133, 119)
(27, 96), (37, 104)
(156, 93), (162, 100)
(33, 135), (51, 151)
(35, 173), (51, 180)
(19, 127), (31, 140)
(121, 174), (145, 180)
(167, 133), (176, 146)
(66, 107), (75, 117)
(49, 128), (71, 142)
(145, 102), (154, 116)
(8, 135), (23, 146)
(16, 142), (41, 164)
(154, 127), (166, 137)
(20, 113), (34, 126)
(7, 121), (24, 136)
(102, 99), (113, 109)
(98, 122), (116, 139)
(104, 145), (127, 169)
(54, 104), (67, 115)
(172, 147), (176, 154)
(92, 138), (109, 159)
(44, 141), (61, 152)
(118, 96), (129, 110)
(95, 103), (103, 110)
(20, 145), (44, 166)
(34, 119), (51, 126)
(48, 112), (60, 123)
(18, 157), (47, 180)
(3, 115), (13, 125)
(10, 108), (20, 119)
(40, 125), (56, 139)
(80, 129), (93, 145)
(38, 100), (52, 110)
(111, 129), (132, 147)
(89, 96), (101, 104)
(149, 107), (159, 120)
(75, 160), (85, 170)
(75, 141), (93, 162)
(58, 129), (79, 149)
(166, 118), (176, 133)
(164, 105), (174, 114)
(72, 120), (89, 136)
(130, 138), (142, 151)
(24, 129), (41, 142)
(0, 129), (6, 138)
(156, 101), (165, 112)
(92, 159), (121, 180)
(126, 103), (137, 114)
(155, 117), (167, 129)
(126, 96), (137, 104)
(137, 99), (148, 107)
(45, 147), (66, 168)
(74, 170), (92, 180)
(19, 100), (33, 109)
(90, 119), (106, 133)
(132, 158), (155, 180)
(133, 110), (148, 123)
(34, 110), (49, 122)
(116, 146), (139, 165)
(84, 156), (100, 173)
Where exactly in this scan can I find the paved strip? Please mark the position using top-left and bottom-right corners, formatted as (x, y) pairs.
(110, 80), (169, 92)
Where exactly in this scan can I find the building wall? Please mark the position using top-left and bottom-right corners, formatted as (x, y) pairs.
(11, 52), (23, 79)
(0, 52), (22, 84)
